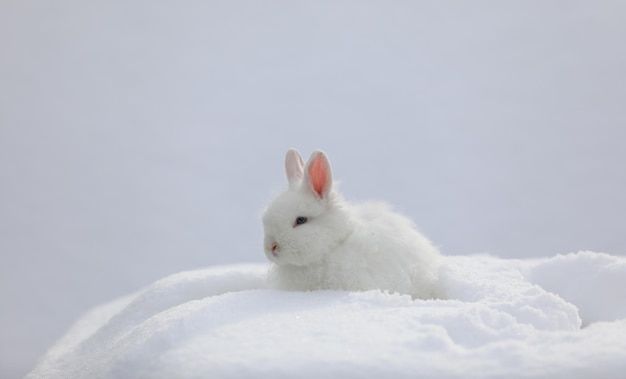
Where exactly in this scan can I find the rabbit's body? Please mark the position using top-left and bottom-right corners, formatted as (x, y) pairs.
(262, 149), (442, 299)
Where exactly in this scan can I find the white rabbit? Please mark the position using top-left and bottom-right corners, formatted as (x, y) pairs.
(262, 149), (443, 300)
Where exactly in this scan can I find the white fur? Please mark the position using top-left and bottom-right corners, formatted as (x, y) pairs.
(262, 149), (443, 299)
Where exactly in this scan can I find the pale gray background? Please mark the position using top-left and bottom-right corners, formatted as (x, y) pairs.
(1, 1), (625, 378)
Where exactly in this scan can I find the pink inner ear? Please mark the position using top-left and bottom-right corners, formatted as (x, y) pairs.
(308, 154), (329, 197)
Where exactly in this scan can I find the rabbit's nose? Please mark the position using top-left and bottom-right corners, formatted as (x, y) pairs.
(270, 242), (280, 257)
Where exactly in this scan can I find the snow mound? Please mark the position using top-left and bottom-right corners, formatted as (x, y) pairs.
(524, 251), (626, 325)
(28, 253), (626, 378)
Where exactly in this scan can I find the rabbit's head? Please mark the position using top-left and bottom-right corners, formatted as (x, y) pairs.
(262, 149), (352, 266)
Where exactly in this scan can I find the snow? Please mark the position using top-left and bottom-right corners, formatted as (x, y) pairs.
(525, 251), (626, 326)
(2, 1), (626, 377)
(27, 252), (626, 378)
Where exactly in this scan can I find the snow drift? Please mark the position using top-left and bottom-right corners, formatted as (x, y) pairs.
(27, 252), (626, 378)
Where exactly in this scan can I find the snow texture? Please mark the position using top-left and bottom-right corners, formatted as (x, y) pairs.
(3, 1), (626, 377)
(27, 252), (626, 378)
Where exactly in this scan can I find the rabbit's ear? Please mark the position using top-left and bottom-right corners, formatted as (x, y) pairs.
(304, 150), (333, 199)
(285, 148), (304, 187)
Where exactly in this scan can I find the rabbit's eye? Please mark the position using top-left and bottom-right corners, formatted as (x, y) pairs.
(294, 216), (308, 227)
